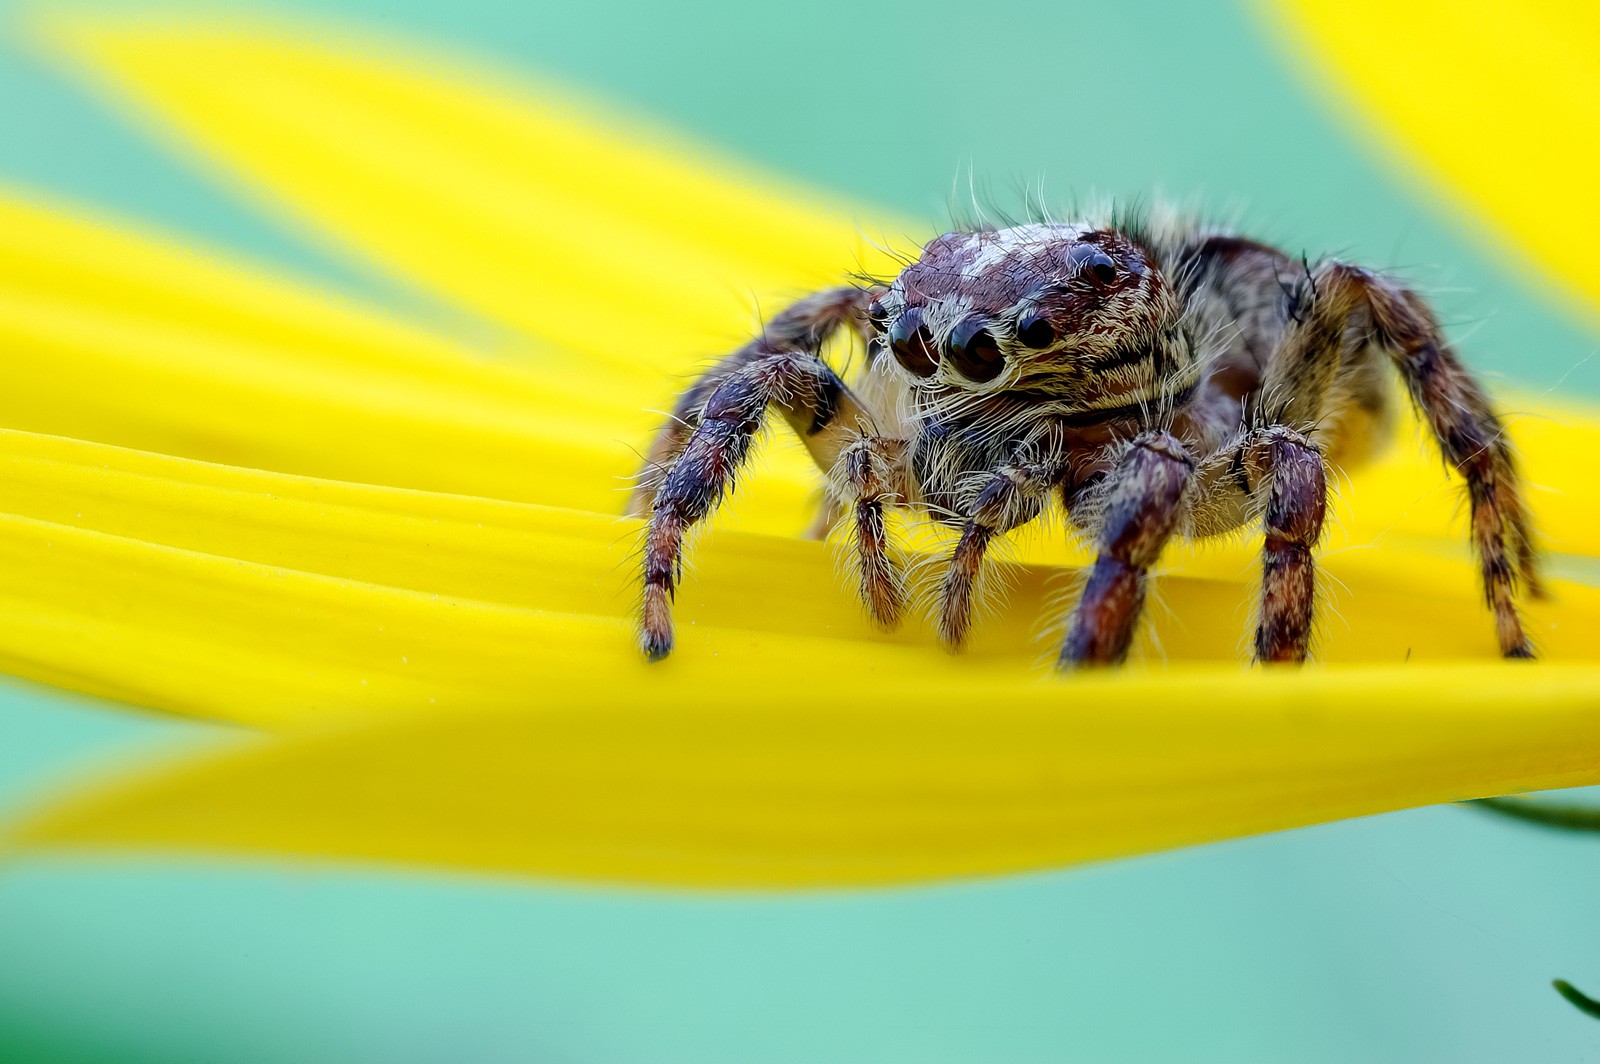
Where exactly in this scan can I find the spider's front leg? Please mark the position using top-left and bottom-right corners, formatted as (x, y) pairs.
(635, 287), (902, 661)
(628, 287), (873, 515)
(1192, 426), (1327, 663)
(936, 433), (1069, 649)
(1058, 432), (1194, 668)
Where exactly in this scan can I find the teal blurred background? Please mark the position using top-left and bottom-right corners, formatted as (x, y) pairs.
(0, 1), (1596, 1060)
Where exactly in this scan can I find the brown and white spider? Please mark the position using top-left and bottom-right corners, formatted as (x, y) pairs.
(629, 208), (1539, 668)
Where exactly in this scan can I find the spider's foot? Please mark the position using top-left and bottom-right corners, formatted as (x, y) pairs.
(935, 607), (967, 652)
(640, 585), (674, 662)
(862, 570), (906, 633)
(1053, 651), (1119, 672)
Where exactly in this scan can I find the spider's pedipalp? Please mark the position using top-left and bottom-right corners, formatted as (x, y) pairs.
(937, 439), (1068, 648)
(834, 434), (911, 628)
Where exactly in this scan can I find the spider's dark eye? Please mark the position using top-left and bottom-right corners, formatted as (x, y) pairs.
(946, 316), (1005, 383)
(1080, 248), (1118, 287)
(867, 298), (889, 330)
(1015, 313), (1055, 349)
(888, 306), (938, 378)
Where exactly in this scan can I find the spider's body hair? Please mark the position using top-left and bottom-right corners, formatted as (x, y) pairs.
(632, 208), (1539, 667)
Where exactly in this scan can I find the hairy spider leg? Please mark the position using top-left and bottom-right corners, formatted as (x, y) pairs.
(1059, 432), (1195, 667)
(636, 288), (906, 661)
(1264, 264), (1536, 658)
(1193, 426), (1327, 663)
(837, 435), (911, 628)
(627, 286), (873, 516)
(937, 434), (1070, 649)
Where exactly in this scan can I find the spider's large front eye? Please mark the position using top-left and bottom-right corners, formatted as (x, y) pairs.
(946, 316), (1005, 383)
(1015, 312), (1055, 349)
(888, 306), (938, 378)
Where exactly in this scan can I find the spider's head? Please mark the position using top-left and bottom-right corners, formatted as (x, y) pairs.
(871, 224), (1184, 396)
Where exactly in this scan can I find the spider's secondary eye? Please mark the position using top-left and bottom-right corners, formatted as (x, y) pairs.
(888, 306), (938, 378)
(1015, 313), (1055, 349)
(1080, 248), (1118, 287)
(867, 298), (889, 330)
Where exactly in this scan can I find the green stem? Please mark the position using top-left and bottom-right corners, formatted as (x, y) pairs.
(1554, 981), (1600, 1021)
(1468, 797), (1600, 833)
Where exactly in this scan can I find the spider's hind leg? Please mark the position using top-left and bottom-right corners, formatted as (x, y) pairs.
(1262, 264), (1537, 658)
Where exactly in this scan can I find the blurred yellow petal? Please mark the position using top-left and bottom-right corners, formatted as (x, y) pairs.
(0, 189), (819, 532)
(7, 661), (1600, 887)
(36, 11), (910, 388)
(1265, 0), (1600, 322)
(0, 428), (1594, 727)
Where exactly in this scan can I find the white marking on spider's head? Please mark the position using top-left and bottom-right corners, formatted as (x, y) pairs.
(963, 223), (1091, 276)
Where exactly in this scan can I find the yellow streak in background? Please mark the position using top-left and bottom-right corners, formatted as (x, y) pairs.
(8, 662), (1600, 887)
(1267, 0), (1600, 327)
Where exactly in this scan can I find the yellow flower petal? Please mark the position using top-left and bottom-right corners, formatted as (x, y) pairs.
(0, 189), (823, 532)
(1, 428), (1594, 727)
(1265, 0), (1600, 322)
(35, 11), (911, 386)
(7, 660), (1600, 887)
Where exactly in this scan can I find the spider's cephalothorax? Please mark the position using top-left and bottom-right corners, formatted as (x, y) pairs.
(630, 213), (1539, 667)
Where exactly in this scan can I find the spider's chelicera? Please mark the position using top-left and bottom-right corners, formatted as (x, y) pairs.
(630, 211), (1539, 668)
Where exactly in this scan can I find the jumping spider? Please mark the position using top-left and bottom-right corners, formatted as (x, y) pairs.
(630, 210), (1539, 667)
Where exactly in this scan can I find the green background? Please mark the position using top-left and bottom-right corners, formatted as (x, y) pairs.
(0, 1), (1597, 1060)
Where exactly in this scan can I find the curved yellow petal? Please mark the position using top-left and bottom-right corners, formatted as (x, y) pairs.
(7, 660), (1600, 887)
(1265, 0), (1600, 322)
(35, 11), (912, 386)
(0, 429), (1594, 727)
(0, 190), (821, 532)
